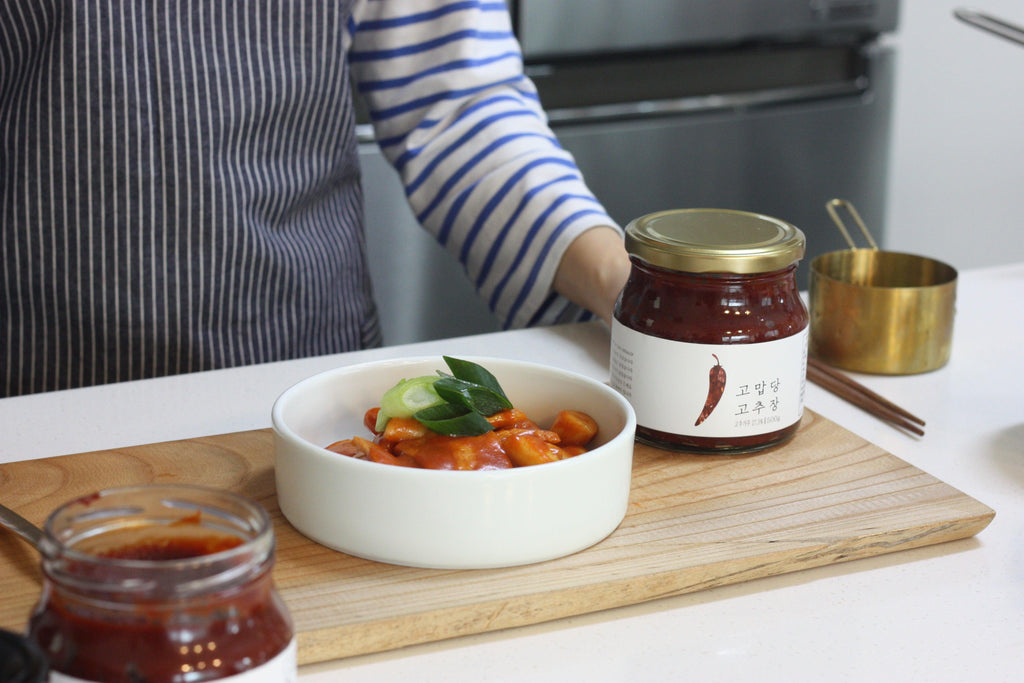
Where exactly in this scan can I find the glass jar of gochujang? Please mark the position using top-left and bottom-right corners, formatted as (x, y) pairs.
(28, 485), (296, 683)
(610, 209), (809, 453)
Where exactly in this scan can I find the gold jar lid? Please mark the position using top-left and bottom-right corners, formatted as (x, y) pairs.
(624, 209), (806, 274)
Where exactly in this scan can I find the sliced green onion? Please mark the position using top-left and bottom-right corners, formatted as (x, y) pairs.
(376, 375), (444, 431)
(372, 358), (513, 436)
(432, 376), (512, 417)
(443, 356), (509, 403)
(414, 403), (495, 436)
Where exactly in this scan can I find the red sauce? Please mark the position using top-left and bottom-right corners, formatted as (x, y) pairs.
(29, 487), (294, 682)
(97, 534), (243, 561)
(615, 262), (807, 451)
(329, 408), (598, 469)
(393, 432), (514, 470)
(31, 567), (291, 682)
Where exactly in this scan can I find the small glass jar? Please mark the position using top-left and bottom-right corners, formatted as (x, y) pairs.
(610, 209), (809, 453)
(28, 485), (296, 683)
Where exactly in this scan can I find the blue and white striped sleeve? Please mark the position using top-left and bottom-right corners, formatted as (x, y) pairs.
(345, 0), (621, 329)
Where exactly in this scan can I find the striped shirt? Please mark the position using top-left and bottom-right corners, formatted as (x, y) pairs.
(0, 0), (616, 397)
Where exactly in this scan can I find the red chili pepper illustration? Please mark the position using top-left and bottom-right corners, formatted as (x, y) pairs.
(694, 354), (726, 426)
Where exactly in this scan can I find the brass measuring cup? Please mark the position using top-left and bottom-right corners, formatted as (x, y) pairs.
(808, 199), (958, 375)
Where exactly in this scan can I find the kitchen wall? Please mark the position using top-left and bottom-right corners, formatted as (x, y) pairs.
(885, 1), (1024, 270)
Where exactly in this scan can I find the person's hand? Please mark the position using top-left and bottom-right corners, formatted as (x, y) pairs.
(554, 226), (631, 325)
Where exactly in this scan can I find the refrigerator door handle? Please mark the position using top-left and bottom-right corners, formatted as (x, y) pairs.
(542, 79), (869, 126)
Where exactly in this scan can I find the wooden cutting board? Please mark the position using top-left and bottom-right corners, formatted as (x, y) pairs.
(0, 410), (994, 666)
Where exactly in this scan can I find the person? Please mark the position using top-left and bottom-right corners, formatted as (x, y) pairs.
(0, 1), (630, 398)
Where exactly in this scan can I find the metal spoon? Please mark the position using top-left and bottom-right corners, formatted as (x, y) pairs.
(955, 8), (1024, 47)
(0, 502), (42, 551)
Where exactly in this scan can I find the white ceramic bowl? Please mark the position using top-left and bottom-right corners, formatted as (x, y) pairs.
(272, 356), (636, 569)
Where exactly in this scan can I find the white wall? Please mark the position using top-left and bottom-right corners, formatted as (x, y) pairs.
(885, 1), (1024, 270)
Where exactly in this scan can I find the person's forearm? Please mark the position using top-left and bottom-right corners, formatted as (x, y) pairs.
(553, 226), (632, 326)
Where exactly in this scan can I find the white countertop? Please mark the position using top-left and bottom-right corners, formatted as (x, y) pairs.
(2, 262), (1022, 682)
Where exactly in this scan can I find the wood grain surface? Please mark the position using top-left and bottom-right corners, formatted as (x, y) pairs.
(0, 410), (994, 666)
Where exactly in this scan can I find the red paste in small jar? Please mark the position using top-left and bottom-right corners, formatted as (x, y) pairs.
(29, 485), (295, 683)
(610, 209), (809, 453)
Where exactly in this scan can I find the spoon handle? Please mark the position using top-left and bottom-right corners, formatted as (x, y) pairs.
(0, 502), (43, 550)
(955, 8), (1024, 47)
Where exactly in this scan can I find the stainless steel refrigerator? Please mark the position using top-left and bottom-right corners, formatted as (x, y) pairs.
(361, 0), (900, 345)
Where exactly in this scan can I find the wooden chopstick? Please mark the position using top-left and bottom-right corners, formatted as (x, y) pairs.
(808, 358), (927, 426)
(807, 357), (926, 437)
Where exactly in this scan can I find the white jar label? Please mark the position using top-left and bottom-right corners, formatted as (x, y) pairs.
(610, 320), (808, 438)
(49, 637), (298, 683)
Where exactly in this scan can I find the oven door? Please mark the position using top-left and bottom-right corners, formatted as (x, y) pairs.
(527, 42), (896, 287)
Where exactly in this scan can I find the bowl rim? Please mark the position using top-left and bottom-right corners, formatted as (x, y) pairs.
(271, 355), (637, 479)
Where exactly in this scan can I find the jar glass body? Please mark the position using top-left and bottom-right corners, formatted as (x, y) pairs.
(612, 258), (809, 453)
(28, 485), (295, 683)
